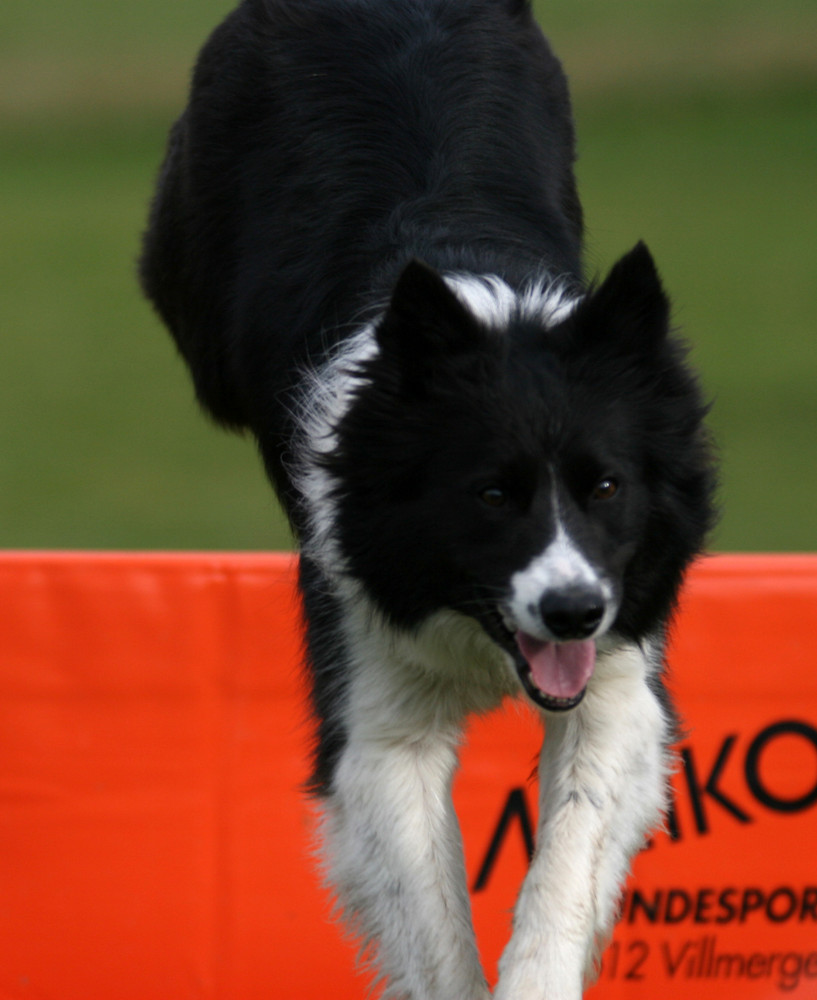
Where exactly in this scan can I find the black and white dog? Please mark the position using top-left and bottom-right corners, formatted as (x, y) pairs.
(140, 1), (716, 996)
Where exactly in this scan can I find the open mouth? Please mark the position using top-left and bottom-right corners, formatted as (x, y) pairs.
(480, 606), (595, 712)
(514, 630), (595, 711)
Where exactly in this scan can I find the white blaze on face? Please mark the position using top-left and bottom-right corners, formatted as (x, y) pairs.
(509, 521), (608, 637)
(506, 494), (619, 705)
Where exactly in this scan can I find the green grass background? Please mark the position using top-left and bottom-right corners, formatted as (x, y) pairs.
(1, 0), (815, 551)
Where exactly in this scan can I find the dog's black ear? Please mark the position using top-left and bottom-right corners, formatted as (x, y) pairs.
(376, 259), (483, 360)
(570, 242), (671, 354)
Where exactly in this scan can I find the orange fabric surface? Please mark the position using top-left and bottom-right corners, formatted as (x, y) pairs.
(1, 552), (816, 999)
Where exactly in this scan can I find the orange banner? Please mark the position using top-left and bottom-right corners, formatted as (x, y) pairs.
(1, 553), (816, 999)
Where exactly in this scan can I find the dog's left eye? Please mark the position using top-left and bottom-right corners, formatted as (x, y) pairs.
(592, 477), (619, 501)
(479, 486), (508, 508)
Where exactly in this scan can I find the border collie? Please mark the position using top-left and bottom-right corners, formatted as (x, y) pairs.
(140, 1), (716, 996)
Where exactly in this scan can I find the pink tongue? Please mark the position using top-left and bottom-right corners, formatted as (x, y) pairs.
(515, 632), (596, 700)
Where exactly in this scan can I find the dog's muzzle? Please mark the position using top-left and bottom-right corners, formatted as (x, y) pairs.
(478, 585), (611, 712)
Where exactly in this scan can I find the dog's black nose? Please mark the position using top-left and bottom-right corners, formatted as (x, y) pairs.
(540, 589), (605, 640)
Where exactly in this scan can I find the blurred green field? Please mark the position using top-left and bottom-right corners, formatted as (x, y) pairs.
(1, 0), (815, 551)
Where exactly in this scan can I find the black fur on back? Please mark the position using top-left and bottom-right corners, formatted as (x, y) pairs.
(140, 0), (582, 507)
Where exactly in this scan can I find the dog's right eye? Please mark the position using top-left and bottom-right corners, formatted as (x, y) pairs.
(592, 477), (620, 501)
(479, 486), (507, 508)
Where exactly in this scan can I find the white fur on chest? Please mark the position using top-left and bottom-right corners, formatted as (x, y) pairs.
(340, 595), (516, 737)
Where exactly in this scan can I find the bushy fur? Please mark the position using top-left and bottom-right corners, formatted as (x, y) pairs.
(140, 1), (716, 997)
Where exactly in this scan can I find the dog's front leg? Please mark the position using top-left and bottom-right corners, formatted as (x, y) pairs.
(494, 641), (672, 1000)
(318, 718), (490, 1000)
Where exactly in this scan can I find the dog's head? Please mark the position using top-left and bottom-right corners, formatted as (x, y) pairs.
(309, 244), (716, 710)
